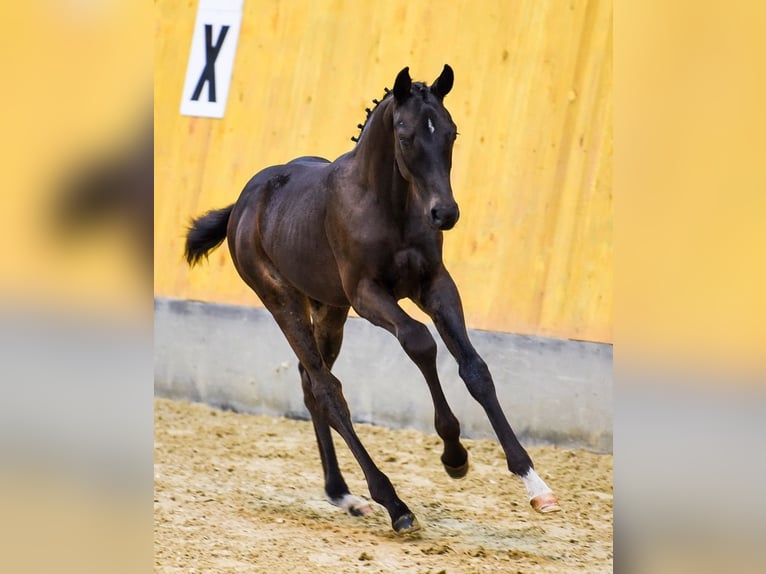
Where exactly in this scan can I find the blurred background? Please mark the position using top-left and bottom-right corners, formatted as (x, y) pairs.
(0, 2), (152, 573)
(616, 2), (766, 572)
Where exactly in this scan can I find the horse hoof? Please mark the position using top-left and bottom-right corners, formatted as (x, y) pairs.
(392, 513), (421, 533)
(530, 492), (561, 513)
(443, 458), (469, 479)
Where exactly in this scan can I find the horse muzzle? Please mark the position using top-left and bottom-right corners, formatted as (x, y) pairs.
(430, 202), (460, 230)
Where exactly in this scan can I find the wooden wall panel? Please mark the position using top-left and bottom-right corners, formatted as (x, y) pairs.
(155, 0), (613, 342)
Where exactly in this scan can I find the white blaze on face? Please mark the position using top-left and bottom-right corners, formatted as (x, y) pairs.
(427, 117), (435, 134)
(521, 468), (553, 500)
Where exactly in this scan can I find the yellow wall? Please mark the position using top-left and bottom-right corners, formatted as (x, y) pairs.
(155, 0), (613, 343)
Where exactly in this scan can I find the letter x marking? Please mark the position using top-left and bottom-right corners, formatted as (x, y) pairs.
(191, 24), (230, 103)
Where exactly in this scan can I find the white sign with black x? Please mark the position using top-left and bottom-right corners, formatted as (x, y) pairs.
(180, 0), (243, 118)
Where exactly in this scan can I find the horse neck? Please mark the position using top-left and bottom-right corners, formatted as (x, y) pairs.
(351, 99), (409, 212)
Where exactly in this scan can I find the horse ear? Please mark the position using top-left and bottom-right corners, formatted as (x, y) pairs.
(430, 64), (454, 99)
(393, 67), (412, 102)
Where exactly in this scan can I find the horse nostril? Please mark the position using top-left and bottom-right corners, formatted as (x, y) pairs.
(430, 205), (459, 230)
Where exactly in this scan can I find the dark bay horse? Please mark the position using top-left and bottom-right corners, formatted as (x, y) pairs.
(185, 65), (560, 533)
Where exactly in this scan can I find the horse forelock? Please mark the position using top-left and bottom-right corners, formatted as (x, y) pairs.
(411, 82), (431, 101)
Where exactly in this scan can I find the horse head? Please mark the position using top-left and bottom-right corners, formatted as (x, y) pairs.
(391, 65), (460, 231)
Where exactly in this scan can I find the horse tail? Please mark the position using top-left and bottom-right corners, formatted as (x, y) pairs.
(184, 204), (234, 266)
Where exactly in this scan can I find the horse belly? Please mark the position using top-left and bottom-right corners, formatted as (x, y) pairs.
(275, 244), (349, 307)
(262, 200), (348, 306)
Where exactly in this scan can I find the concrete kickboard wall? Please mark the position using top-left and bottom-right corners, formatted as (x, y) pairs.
(155, 298), (612, 452)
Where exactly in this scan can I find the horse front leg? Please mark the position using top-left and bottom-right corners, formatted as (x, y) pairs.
(351, 280), (469, 478)
(417, 267), (561, 513)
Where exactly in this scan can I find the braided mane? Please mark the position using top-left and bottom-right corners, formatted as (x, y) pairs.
(350, 87), (393, 144)
(351, 82), (438, 144)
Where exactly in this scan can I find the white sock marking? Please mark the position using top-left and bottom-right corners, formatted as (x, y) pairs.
(521, 468), (552, 500)
(328, 493), (371, 515)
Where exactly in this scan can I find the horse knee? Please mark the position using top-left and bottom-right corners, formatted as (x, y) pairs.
(398, 322), (437, 364)
(459, 356), (495, 401)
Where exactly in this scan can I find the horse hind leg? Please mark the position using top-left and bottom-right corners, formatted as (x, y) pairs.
(299, 302), (371, 517)
(300, 367), (370, 516)
(295, 336), (416, 531)
(250, 277), (417, 532)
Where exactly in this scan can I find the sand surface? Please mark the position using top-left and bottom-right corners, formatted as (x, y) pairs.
(155, 398), (612, 573)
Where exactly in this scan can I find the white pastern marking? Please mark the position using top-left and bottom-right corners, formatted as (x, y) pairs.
(427, 117), (435, 134)
(328, 493), (372, 516)
(521, 469), (553, 500)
